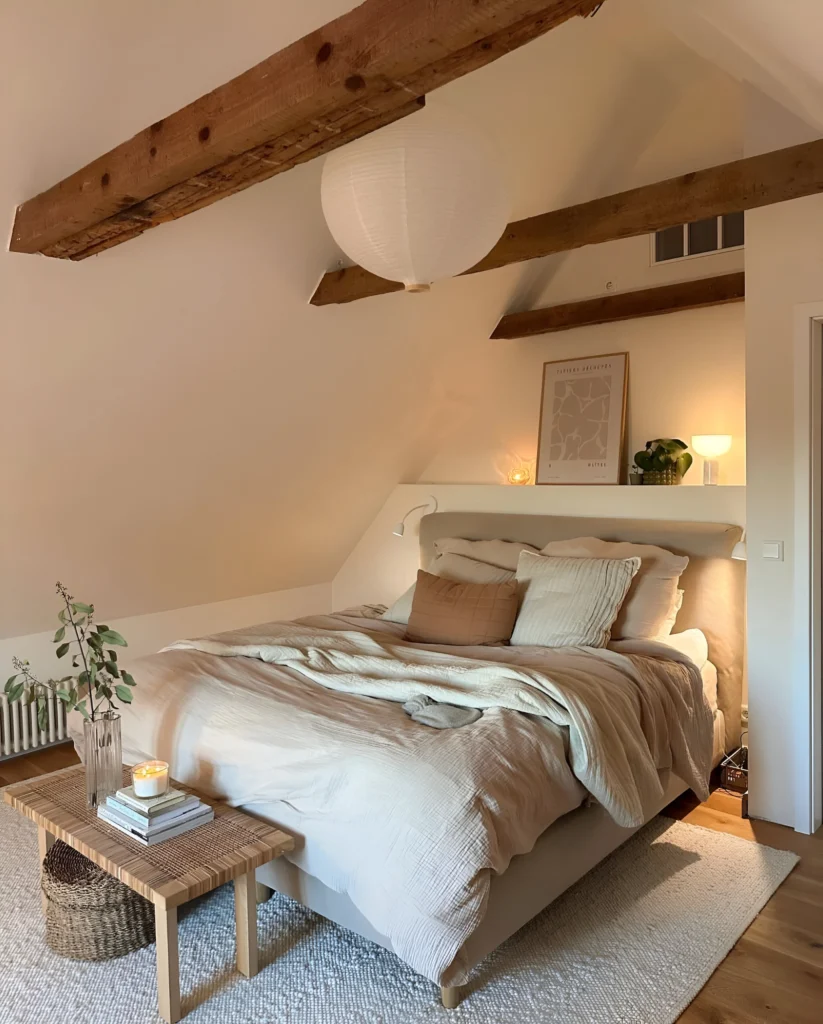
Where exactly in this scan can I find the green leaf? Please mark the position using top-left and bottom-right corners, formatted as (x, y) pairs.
(115, 685), (133, 704)
(107, 650), (118, 663)
(57, 608), (67, 623)
(78, 670), (89, 686)
(87, 633), (103, 650)
(104, 661), (120, 678)
(53, 625), (66, 643)
(72, 602), (93, 614)
(37, 704), (48, 731)
(5, 675), (18, 694)
(75, 700), (90, 721)
(96, 624), (109, 633)
(55, 689), (73, 703)
(97, 629), (127, 647)
(55, 643), (70, 658)
(120, 670), (136, 689)
(7, 682), (25, 703)
(677, 452), (694, 476)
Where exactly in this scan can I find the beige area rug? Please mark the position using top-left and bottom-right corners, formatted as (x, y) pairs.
(0, 799), (797, 1023)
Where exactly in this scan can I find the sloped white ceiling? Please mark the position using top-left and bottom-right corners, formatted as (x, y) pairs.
(1, 0), (740, 637)
(643, 0), (823, 131)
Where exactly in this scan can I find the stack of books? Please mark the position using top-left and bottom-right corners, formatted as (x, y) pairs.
(98, 785), (214, 845)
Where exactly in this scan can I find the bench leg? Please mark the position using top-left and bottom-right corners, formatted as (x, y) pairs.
(441, 986), (462, 1009)
(235, 870), (259, 977)
(155, 904), (181, 1024)
(255, 881), (274, 904)
(37, 827), (54, 916)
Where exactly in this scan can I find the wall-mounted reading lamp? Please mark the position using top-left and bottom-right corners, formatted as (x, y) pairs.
(392, 495), (438, 537)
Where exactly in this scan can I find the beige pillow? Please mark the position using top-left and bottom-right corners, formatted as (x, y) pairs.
(511, 551), (640, 648)
(539, 537), (688, 640)
(382, 553), (514, 625)
(405, 571), (519, 646)
(434, 536), (539, 571)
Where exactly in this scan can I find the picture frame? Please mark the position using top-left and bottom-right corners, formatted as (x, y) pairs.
(535, 352), (629, 485)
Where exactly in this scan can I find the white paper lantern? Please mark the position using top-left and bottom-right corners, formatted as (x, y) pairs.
(320, 109), (509, 292)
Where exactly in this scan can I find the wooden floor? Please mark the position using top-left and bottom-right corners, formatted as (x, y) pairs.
(2, 745), (821, 1020)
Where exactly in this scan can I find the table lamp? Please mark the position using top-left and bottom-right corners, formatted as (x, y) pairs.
(691, 435), (732, 485)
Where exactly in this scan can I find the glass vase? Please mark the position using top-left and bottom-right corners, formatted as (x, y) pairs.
(83, 711), (122, 809)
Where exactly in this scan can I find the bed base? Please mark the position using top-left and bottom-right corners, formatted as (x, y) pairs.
(256, 771), (689, 1009)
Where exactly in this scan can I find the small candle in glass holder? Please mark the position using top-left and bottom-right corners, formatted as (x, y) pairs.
(132, 760), (169, 798)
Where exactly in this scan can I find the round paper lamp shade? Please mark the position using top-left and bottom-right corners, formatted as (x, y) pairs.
(321, 110), (509, 291)
(691, 434), (732, 457)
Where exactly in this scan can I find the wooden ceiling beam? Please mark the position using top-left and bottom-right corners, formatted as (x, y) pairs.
(491, 272), (746, 339)
(310, 137), (823, 305)
(9, 0), (603, 261)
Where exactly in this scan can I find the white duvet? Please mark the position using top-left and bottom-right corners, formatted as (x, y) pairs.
(111, 609), (713, 986)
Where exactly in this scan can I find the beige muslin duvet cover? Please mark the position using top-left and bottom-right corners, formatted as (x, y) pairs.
(104, 609), (713, 985)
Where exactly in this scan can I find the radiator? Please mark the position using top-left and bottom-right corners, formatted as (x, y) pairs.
(0, 692), (68, 762)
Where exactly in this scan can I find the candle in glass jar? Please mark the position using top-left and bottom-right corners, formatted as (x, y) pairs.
(132, 760), (170, 798)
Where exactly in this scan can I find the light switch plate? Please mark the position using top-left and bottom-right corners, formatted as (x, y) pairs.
(762, 540), (784, 560)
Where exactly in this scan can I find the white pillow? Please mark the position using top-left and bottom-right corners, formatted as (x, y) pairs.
(434, 537), (539, 571)
(510, 551), (640, 648)
(653, 628), (709, 670)
(382, 552), (515, 625)
(539, 537), (688, 640)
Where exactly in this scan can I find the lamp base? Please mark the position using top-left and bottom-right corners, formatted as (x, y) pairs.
(703, 458), (720, 485)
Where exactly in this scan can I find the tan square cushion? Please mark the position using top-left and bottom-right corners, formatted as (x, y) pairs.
(511, 551), (640, 648)
(539, 537), (688, 640)
(404, 570), (519, 646)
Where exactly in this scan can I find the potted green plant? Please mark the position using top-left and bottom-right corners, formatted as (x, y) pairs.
(634, 439), (693, 485)
(5, 583), (136, 808)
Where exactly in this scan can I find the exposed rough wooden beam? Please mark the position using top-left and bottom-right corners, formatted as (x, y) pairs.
(491, 272), (746, 338)
(310, 137), (823, 305)
(10, 0), (602, 261)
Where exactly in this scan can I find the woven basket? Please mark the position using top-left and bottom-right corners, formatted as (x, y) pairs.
(642, 468), (683, 486)
(42, 840), (155, 960)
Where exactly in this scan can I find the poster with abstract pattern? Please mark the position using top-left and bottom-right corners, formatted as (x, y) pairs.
(536, 353), (628, 484)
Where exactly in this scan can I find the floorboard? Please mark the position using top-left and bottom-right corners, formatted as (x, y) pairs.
(3, 747), (821, 1020)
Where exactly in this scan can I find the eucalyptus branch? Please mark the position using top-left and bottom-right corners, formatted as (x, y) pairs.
(56, 582), (97, 720)
(6, 583), (135, 725)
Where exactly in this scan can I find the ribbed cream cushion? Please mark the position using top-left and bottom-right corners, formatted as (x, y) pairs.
(382, 553), (514, 625)
(539, 537), (688, 640)
(511, 552), (640, 648)
(405, 571), (519, 646)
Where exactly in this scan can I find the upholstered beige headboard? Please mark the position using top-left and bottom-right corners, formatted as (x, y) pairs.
(419, 512), (744, 751)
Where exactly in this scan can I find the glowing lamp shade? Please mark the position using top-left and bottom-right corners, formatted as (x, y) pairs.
(321, 109), (508, 292)
(691, 435), (732, 486)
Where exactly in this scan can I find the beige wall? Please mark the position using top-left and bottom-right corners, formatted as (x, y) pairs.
(2, 1), (743, 644)
(744, 89), (823, 828)
(418, 288), (745, 489)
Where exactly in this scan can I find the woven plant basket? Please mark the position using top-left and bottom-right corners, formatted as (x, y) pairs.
(42, 840), (155, 960)
(642, 468), (683, 486)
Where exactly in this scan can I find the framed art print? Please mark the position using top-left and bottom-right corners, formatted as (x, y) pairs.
(535, 352), (628, 485)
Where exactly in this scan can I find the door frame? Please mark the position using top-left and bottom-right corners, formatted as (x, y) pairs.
(793, 301), (823, 834)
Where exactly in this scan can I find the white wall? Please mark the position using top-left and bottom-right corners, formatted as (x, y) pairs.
(744, 89), (823, 828)
(333, 483), (746, 611)
(0, 583), (330, 681)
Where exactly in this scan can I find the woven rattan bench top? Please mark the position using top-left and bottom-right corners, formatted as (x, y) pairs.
(4, 764), (294, 908)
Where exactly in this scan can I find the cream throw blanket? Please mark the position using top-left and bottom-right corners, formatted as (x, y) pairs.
(166, 619), (712, 828)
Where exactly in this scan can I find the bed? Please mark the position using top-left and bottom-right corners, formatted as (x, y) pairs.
(100, 513), (744, 1007)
